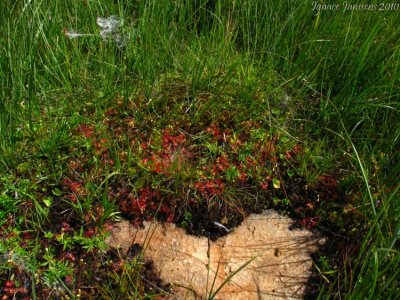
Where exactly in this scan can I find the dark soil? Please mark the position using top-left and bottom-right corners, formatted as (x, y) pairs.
(173, 174), (346, 240)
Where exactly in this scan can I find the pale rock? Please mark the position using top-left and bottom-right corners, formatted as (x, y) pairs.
(106, 210), (324, 299)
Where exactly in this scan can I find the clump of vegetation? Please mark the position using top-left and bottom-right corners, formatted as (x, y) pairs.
(1, 0), (398, 299)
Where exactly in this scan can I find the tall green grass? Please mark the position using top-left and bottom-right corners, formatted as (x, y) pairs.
(0, 0), (399, 298)
(235, 1), (399, 298)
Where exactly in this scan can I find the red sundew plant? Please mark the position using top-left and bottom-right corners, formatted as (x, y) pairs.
(284, 150), (294, 160)
(61, 252), (76, 262)
(84, 227), (96, 238)
(139, 129), (194, 176)
(212, 155), (230, 174)
(292, 144), (303, 155)
(77, 124), (94, 138)
(67, 158), (86, 173)
(161, 128), (186, 149)
(149, 154), (171, 175)
(66, 194), (78, 203)
(160, 204), (175, 222)
(140, 142), (148, 150)
(104, 108), (118, 117)
(318, 175), (337, 186)
(75, 122), (114, 167)
(131, 123), (291, 212)
(71, 111), (309, 236)
(194, 179), (225, 197)
(120, 189), (156, 216)
(64, 274), (74, 285)
(62, 178), (84, 194)
(206, 123), (222, 140)
(260, 181), (269, 190)
(166, 213), (175, 222)
(299, 216), (320, 230)
(102, 222), (114, 233)
(62, 177), (87, 204)
(93, 138), (108, 150)
(131, 218), (144, 227)
(2, 280), (29, 299)
(62, 177), (89, 204)
(61, 222), (74, 233)
(116, 185), (177, 225)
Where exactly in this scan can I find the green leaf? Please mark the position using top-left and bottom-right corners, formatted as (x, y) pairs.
(17, 162), (31, 174)
(287, 169), (295, 177)
(226, 166), (239, 182)
(273, 178), (281, 189)
(184, 211), (193, 221)
(44, 232), (54, 239)
(205, 142), (219, 154)
(43, 197), (53, 207)
(52, 188), (63, 196)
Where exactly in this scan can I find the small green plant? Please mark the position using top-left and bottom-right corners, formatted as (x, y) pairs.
(0, 194), (16, 224)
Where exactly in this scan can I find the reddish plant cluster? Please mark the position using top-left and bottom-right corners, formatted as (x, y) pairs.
(194, 179), (225, 197)
(2, 280), (29, 300)
(135, 123), (303, 206)
(161, 129), (186, 149)
(211, 155), (229, 175)
(299, 216), (320, 230)
(118, 188), (175, 225)
(60, 252), (76, 262)
(201, 124), (298, 189)
(77, 124), (94, 138)
(76, 124), (114, 166)
(284, 144), (302, 160)
(74, 117), (305, 231)
(57, 222), (88, 245)
(63, 178), (84, 195)
(318, 175), (337, 187)
(206, 123), (222, 139)
(61, 221), (74, 233)
(260, 175), (273, 190)
(140, 129), (192, 175)
(62, 177), (86, 203)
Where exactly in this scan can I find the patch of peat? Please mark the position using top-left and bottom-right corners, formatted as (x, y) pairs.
(176, 200), (247, 241)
